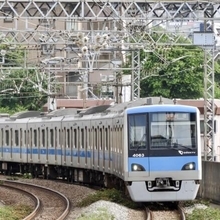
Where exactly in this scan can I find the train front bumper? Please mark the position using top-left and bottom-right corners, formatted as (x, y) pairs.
(126, 180), (200, 202)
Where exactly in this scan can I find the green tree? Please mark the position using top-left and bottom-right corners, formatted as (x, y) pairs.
(123, 26), (220, 99)
(0, 45), (48, 112)
(0, 70), (47, 110)
(140, 46), (206, 99)
(140, 46), (220, 99)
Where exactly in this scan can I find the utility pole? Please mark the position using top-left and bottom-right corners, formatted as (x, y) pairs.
(193, 18), (215, 161)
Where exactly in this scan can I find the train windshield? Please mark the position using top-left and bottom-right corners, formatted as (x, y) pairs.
(150, 112), (197, 150)
(128, 114), (147, 150)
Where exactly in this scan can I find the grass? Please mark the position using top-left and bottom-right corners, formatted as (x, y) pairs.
(77, 188), (141, 210)
(186, 207), (220, 220)
(181, 198), (210, 207)
(182, 199), (220, 220)
(78, 191), (220, 220)
(76, 207), (114, 220)
(76, 190), (125, 220)
(0, 205), (32, 220)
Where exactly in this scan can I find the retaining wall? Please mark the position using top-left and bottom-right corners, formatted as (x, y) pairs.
(198, 161), (220, 202)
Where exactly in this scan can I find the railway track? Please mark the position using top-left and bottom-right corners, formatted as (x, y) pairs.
(0, 179), (70, 220)
(145, 203), (186, 220)
(0, 183), (40, 219)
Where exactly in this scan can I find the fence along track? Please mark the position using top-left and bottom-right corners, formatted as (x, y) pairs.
(1, 180), (70, 220)
(0, 183), (41, 220)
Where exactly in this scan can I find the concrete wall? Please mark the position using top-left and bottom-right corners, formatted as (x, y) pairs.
(198, 161), (220, 202)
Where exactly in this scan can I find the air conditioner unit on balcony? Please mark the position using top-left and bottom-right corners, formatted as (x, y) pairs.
(102, 86), (107, 92)
(100, 74), (107, 82)
(108, 75), (115, 81)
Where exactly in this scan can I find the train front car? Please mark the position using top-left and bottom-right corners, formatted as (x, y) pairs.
(124, 104), (201, 202)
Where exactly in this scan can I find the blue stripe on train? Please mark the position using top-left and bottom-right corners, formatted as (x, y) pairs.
(1, 147), (115, 160)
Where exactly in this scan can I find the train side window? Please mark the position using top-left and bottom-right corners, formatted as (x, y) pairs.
(70, 127), (73, 148)
(24, 130), (27, 147)
(85, 126), (88, 150)
(77, 127), (80, 149)
(100, 127), (102, 150)
(74, 128), (77, 148)
(55, 127), (57, 148)
(105, 128), (107, 150)
(30, 128), (33, 147)
(42, 129), (45, 147)
(58, 129), (61, 147)
(63, 127), (66, 148)
(81, 128), (84, 149)
(110, 128), (113, 152)
(50, 129), (54, 147)
(15, 130), (19, 147)
(88, 128), (91, 150)
(113, 126), (116, 152)
(116, 126), (118, 152)
(117, 126), (120, 152)
(10, 128), (12, 147)
(34, 129), (37, 147)
(20, 129), (23, 147)
(46, 127), (49, 148)
(121, 125), (124, 153)
(89, 127), (93, 150)
(107, 126), (110, 150)
(38, 128), (40, 147)
(67, 128), (70, 148)
(95, 128), (97, 150)
(91, 127), (94, 150)
(0, 129), (4, 146)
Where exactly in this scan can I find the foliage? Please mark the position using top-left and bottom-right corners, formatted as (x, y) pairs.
(0, 69), (47, 111)
(181, 199), (210, 207)
(0, 45), (48, 111)
(0, 106), (27, 115)
(0, 205), (32, 220)
(186, 207), (220, 220)
(123, 27), (220, 99)
(140, 46), (206, 99)
(77, 188), (141, 209)
(76, 207), (114, 220)
(22, 173), (32, 179)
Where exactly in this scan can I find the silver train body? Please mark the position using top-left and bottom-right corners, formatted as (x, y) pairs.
(0, 97), (202, 202)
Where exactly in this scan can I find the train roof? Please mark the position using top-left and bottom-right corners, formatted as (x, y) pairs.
(46, 108), (80, 117)
(10, 111), (42, 120)
(2, 97), (175, 121)
(105, 97), (174, 113)
(42, 97), (175, 117)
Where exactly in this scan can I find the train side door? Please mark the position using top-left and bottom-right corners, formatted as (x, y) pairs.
(27, 121), (37, 164)
(18, 120), (29, 164)
(112, 116), (123, 176)
(48, 120), (61, 165)
(2, 122), (12, 162)
(90, 117), (98, 170)
(102, 118), (109, 173)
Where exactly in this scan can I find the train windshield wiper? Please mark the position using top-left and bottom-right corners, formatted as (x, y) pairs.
(173, 143), (194, 150)
(135, 134), (146, 151)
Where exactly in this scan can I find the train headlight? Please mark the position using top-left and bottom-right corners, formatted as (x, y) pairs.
(131, 163), (145, 171)
(182, 162), (196, 170)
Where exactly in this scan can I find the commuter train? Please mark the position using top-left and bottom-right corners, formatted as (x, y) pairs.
(0, 97), (201, 202)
